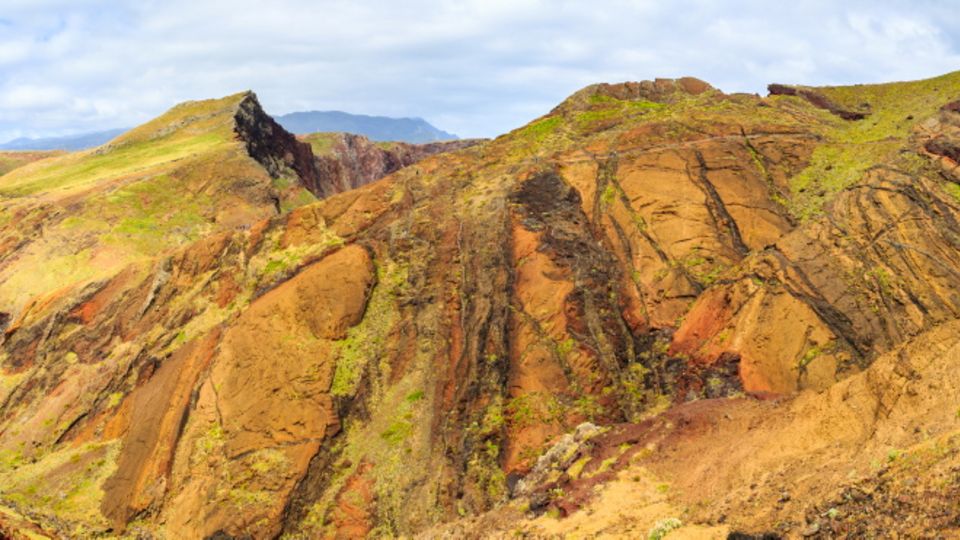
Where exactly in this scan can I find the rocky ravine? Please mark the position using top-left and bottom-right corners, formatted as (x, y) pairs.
(300, 132), (483, 195)
(1, 72), (960, 538)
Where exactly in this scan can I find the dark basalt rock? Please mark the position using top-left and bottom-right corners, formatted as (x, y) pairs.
(768, 83), (868, 120)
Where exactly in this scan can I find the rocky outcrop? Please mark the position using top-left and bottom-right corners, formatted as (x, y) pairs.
(233, 92), (325, 197)
(768, 83), (868, 120)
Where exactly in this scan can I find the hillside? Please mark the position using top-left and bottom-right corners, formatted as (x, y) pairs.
(276, 110), (458, 143)
(0, 91), (325, 322)
(1, 72), (960, 538)
(0, 151), (64, 176)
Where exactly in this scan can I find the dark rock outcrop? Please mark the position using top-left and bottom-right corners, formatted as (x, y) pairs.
(233, 93), (326, 197)
(768, 83), (868, 120)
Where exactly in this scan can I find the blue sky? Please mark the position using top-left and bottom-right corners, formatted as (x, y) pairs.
(0, 0), (958, 141)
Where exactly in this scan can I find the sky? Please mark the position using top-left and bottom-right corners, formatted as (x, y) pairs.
(0, 0), (958, 142)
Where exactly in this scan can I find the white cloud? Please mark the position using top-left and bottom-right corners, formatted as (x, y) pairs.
(0, 0), (957, 141)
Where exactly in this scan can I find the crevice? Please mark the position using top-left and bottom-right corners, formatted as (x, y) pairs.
(689, 149), (750, 257)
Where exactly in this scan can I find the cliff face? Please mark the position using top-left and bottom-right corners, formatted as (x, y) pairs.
(302, 132), (483, 194)
(2, 72), (960, 538)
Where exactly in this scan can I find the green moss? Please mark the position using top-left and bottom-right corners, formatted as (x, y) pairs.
(256, 225), (344, 284)
(481, 400), (505, 432)
(575, 96), (665, 131)
(228, 487), (271, 507)
(0, 448), (25, 471)
(573, 395), (603, 420)
(197, 423), (225, 453)
(106, 392), (123, 408)
(0, 442), (119, 533)
(505, 394), (538, 428)
(945, 183), (960, 203)
(556, 338), (576, 357)
(599, 183), (617, 207)
(330, 261), (406, 397)
(797, 343), (826, 372)
(249, 449), (289, 474)
(515, 116), (562, 144)
(648, 517), (682, 540)
(98, 173), (217, 252)
(566, 456), (592, 479)
(575, 107), (622, 127)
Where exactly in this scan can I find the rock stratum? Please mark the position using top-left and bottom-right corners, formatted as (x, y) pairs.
(1, 72), (960, 538)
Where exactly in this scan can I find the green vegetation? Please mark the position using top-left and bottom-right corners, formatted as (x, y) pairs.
(576, 95), (665, 130)
(556, 337), (577, 357)
(945, 182), (960, 203)
(0, 442), (119, 535)
(648, 517), (683, 540)
(0, 151), (62, 177)
(300, 132), (342, 155)
(380, 420), (413, 446)
(865, 266), (894, 295)
(228, 488), (271, 507)
(106, 392), (123, 408)
(197, 423), (225, 454)
(0, 131), (226, 197)
(101, 173), (213, 253)
(788, 71), (960, 218)
(255, 224), (345, 284)
(330, 260), (406, 397)
(797, 344), (824, 372)
(599, 183), (617, 207)
(519, 116), (562, 140)
(0, 92), (303, 317)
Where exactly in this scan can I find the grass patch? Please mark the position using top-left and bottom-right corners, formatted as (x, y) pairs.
(515, 116), (563, 144)
(330, 261), (406, 398)
(787, 71), (960, 218)
(0, 132), (226, 197)
(0, 442), (119, 535)
(300, 133), (341, 156)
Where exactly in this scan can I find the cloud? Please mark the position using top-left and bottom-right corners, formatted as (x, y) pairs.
(0, 0), (957, 141)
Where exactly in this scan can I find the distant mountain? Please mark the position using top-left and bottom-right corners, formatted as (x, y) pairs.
(275, 110), (457, 143)
(0, 128), (128, 151)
